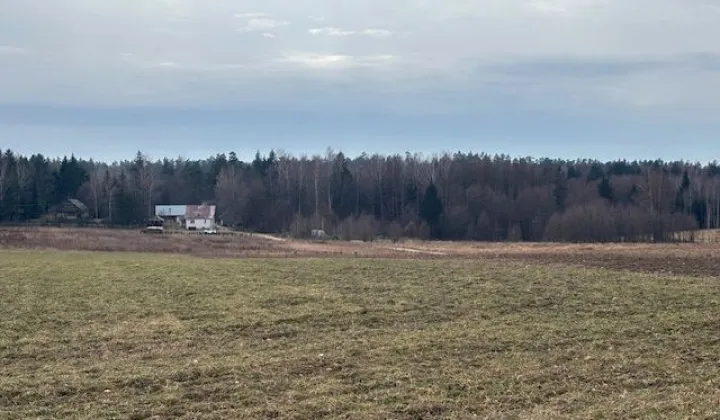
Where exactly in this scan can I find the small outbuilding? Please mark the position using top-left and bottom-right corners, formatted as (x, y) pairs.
(53, 198), (90, 220)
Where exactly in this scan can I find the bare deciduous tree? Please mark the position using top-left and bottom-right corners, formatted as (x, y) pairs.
(133, 152), (155, 218)
(215, 165), (249, 227)
(88, 166), (104, 219)
(103, 169), (118, 222)
(0, 155), (8, 211)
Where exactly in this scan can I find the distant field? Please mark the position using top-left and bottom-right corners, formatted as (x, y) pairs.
(2, 251), (720, 419)
(4, 226), (720, 277)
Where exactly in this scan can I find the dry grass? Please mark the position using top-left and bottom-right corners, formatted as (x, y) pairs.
(2, 250), (720, 418)
(3, 227), (720, 276)
(674, 228), (720, 243)
(0, 227), (290, 257)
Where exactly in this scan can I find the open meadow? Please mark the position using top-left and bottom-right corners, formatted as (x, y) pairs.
(2, 228), (720, 418)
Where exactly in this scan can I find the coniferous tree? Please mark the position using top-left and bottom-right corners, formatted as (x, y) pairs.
(54, 155), (87, 202)
(598, 177), (614, 202)
(420, 182), (443, 238)
(553, 166), (569, 211)
(0, 150), (19, 221)
(113, 170), (143, 225)
(587, 163), (605, 182)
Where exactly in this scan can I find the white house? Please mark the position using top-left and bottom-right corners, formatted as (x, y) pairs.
(155, 204), (216, 230)
(184, 204), (216, 231)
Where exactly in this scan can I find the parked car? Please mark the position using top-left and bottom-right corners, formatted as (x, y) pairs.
(143, 226), (164, 234)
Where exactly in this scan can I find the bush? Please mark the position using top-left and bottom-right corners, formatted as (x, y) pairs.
(544, 201), (699, 243)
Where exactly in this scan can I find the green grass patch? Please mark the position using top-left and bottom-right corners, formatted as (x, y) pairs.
(1, 250), (720, 418)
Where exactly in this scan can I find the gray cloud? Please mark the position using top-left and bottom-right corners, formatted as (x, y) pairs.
(2, 0), (720, 120)
(237, 17), (289, 33)
(0, 45), (27, 55)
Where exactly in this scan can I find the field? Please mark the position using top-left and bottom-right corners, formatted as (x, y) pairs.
(2, 228), (720, 418)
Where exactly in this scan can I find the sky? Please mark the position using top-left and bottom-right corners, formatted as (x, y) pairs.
(2, 0), (720, 162)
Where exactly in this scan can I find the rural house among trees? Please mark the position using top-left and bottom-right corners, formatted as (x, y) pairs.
(52, 199), (90, 220)
(154, 204), (216, 230)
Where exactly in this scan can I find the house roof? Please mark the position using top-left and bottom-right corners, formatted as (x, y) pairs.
(67, 198), (89, 212)
(186, 204), (216, 219)
(155, 205), (187, 217)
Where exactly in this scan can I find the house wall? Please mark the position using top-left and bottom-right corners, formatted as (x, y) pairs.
(186, 218), (214, 230)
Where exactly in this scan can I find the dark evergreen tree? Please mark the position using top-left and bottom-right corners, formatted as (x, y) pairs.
(27, 183), (42, 219)
(598, 177), (613, 202)
(420, 182), (443, 238)
(691, 199), (708, 228)
(182, 161), (206, 204)
(708, 161), (720, 177)
(566, 165), (582, 179)
(53, 155), (87, 202)
(208, 153), (228, 191)
(112, 170), (143, 225)
(586, 163), (605, 182)
(553, 166), (569, 211)
(329, 153), (356, 219)
(681, 169), (691, 190)
(30, 154), (52, 217)
(228, 151), (239, 165)
(0, 150), (19, 221)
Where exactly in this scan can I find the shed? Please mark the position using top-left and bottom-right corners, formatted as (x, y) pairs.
(54, 199), (90, 219)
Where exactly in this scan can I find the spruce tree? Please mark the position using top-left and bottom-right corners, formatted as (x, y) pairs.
(598, 177), (613, 202)
(586, 163), (605, 182)
(420, 183), (443, 238)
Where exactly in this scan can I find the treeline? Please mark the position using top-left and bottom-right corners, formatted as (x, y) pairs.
(1, 148), (718, 242)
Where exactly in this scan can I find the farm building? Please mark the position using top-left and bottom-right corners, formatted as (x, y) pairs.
(155, 204), (216, 230)
(154, 205), (187, 221)
(53, 198), (90, 220)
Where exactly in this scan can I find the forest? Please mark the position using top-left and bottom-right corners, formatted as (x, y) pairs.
(0, 148), (718, 242)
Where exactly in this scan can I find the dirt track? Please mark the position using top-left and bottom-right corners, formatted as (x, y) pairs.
(2, 227), (720, 277)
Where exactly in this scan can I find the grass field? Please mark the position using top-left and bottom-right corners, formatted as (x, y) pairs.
(2, 249), (720, 418)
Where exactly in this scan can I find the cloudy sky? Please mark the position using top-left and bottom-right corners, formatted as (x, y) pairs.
(2, 0), (720, 162)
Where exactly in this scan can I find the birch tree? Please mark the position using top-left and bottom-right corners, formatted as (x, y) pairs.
(88, 166), (104, 219)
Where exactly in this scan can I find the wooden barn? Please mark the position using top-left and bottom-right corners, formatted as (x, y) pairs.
(52, 199), (90, 220)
